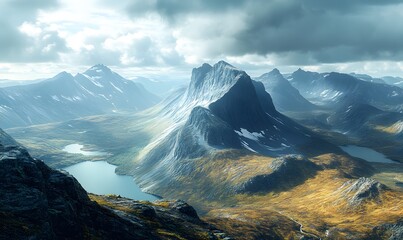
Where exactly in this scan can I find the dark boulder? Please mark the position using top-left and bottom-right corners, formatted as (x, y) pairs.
(170, 200), (200, 219)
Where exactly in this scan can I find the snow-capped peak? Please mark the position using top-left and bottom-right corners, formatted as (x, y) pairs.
(186, 61), (249, 105)
(85, 64), (112, 75)
(214, 60), (237, 70)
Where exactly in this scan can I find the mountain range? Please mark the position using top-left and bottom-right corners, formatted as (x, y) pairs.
(349, 73), (403, 88)
(1, 61), (402, 239)
(0, 64), (159, 128)
(288, 69), (403, 112)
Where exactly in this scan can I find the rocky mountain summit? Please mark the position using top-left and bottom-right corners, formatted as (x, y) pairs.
(338, 177), (387, 206)
(0, 130), (229, 240)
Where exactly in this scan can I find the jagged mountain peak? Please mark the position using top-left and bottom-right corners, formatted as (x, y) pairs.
(79, 64), (130, 86)
(290, 68), (311, 81)
(190, 61), (243, 84)
(213, 60), (237, 69)
(291, 68), (321, 78)
(258, 68), (284, 80)
(83, 64), (114, 77)
(55, 71), (73, 78)
(190, 63), (213, 86)
(88, 63), (111, 72)
(43, 71), (74, 83)
(185, 61), (250, 108)
(269, 68), (281, 75)
(292, 68), (309, 75)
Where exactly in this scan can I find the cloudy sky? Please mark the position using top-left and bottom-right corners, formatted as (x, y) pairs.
(1, 0), (403, 80)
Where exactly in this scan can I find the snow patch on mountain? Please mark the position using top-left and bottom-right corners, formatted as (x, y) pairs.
(83, 74), (104, 88)
(111, 82), (123, 93)
(240, 140), (257, 153)
(235, 128), (264, 141)
(391, 120), (403, 134)
(51, 95), (60, 101)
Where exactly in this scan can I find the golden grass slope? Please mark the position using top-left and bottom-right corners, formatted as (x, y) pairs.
(153, 152), (403, 239)
(206, 168), (402, 239)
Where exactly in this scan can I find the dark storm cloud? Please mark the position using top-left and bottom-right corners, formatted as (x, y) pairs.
(121, 0), (403, 64)
(232, 0), (403, 63)
(122, 0), (402, 17)
(0, 0), (67, 62)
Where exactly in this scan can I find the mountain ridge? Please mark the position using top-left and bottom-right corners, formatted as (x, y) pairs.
(288, 69), (403, 111)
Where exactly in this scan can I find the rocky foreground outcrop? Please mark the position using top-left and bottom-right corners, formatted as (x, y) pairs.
(0, 136), (229, 239)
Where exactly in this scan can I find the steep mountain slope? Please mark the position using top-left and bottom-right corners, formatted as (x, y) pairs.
(0, 129), (230, 240)
(254, 68), (317, 112)
(0, 64), (159, 128)
(0, 128), (19, 146)
(328, 103), (403, 134)
(132, 61), (339, 194)
(288, 69), (403, 111)
(327, 103), (384, 132)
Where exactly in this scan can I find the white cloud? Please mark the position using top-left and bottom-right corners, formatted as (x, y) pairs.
(19, 22), (42, 37)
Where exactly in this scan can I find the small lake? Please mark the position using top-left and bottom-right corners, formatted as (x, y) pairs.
(64, 161), (159, 201)
(62, 144), (106, 156)
(340, 145), (396, 163)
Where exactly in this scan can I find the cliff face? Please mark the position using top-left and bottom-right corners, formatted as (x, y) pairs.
(0, 141), (229, 240)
